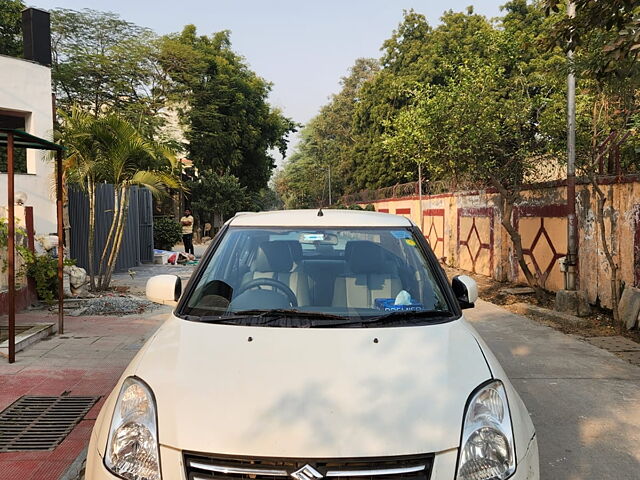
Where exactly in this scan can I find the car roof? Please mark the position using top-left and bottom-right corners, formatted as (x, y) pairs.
(227, 209), (414, 228)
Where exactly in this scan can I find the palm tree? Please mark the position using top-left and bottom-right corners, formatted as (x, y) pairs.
(90, 114), (180, 290)
(57, 107), (101, 290)
(58, 109), (180, 291)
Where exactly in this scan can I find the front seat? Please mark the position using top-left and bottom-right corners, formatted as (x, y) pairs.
(242, 241), (311, 306)
(332, 241), (402, 309)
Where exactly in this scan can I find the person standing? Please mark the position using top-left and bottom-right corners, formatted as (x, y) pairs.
(180, 208), (195, 255)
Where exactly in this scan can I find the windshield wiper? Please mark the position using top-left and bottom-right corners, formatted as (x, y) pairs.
(197, 309), (348, 326)
(327, 310), (454, 328)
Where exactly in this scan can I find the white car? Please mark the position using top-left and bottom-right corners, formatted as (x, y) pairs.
(86, 209), (539, 480)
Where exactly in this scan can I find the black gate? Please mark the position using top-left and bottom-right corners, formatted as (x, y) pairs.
(68, 184), (154, 272)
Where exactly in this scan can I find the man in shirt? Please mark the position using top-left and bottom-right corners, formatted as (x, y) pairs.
(180, 208), (195, 255)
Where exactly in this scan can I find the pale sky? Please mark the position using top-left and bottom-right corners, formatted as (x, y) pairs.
(32, 0), (506, 157)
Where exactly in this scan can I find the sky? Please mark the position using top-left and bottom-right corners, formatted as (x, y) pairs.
(32, 0), (506, 158)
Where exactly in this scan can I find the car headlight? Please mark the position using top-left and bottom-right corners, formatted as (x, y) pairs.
(456, 380), (516, 480)
(105, 377), (161, 480)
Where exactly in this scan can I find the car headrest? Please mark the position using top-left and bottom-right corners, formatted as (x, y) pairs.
(283, 241), (303, 262)
(346, 241), (387, 274)
(253, 241), (293, 272)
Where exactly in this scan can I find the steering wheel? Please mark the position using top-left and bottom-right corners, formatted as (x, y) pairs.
(235, 278), (298, 307)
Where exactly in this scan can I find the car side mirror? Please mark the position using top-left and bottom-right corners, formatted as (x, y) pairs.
(146, 274), (182, 306)
(452, 275), (478, 309)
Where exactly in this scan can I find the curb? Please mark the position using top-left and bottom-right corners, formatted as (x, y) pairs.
(58, 447), (87, 480)
(510, 302), (589, 328)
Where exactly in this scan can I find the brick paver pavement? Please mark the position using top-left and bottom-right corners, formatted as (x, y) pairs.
(0, 308), (168, 480)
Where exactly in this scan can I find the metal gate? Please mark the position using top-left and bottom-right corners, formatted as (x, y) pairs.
(138, 188), (154, 263)
(68, 184), (154, 272)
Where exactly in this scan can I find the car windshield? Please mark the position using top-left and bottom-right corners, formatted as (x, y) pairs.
(180, 227), (451, 326)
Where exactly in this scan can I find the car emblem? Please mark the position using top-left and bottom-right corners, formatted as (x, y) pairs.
(290, 464), (323, 480)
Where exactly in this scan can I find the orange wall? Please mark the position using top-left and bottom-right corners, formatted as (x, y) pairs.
(358, 179), (640, 309)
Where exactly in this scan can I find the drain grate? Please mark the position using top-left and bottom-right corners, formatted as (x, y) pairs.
(0, 395), (99, 451)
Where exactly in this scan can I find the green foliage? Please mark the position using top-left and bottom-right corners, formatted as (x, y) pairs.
(251, 188), (283, 211)
(22, 254), (75, 304)
(277, 2), (582, 201)
(51, 8), (167, 136)
(153, 217), (183, 250)
(1, 218), (73, 304)
(188, 171), (250, 226)
(57, 108), (180, 290)
(159, 26), (298, 192)
(275, 58), (379, 207)
(0, 217), (30, 269)
(544, 0), (640, 75)
(0, 0), (24, 57)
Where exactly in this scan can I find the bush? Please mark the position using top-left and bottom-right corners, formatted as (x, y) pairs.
(23, 254), (75, 304)
(154, 217), (182, 250)
(2, 218), (74, 304)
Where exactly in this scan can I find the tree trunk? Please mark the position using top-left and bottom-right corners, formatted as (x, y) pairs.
(87, 179), (96, 291)
(98, 186), (124, 289)
(591, 177), (622, 329)
(103, 188), (131, 289)
(488, 175), (543, 296)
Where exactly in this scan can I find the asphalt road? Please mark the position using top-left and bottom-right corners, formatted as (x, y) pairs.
(466, 300), (640, 480)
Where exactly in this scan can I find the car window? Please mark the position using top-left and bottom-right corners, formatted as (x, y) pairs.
(181, 227), (450, 325)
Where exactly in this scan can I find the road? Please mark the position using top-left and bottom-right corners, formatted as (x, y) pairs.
(466, 300), (640, 480)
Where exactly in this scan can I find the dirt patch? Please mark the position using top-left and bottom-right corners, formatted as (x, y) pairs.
(444, 265), (640, 344)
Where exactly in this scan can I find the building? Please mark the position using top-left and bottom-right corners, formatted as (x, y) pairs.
(0, 8), (56, 236)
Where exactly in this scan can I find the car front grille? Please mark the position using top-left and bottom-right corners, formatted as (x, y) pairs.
(183, 452), (434, 480)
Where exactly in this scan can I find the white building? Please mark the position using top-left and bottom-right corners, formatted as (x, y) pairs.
(0, 53), (56, 236)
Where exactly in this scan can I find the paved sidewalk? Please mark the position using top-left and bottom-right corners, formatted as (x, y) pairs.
(0, 308), (168, 480)
(110, 263), (196, 296)
(467, 300), (640, 480)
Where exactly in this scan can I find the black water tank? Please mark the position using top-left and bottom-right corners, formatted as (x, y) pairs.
(22, 8), (51, 67)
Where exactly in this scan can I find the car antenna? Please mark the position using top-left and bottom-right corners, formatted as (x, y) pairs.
(317, 207), (324, 217)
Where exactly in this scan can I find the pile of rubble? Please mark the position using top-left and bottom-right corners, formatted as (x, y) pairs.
(64, 295), (159, 317)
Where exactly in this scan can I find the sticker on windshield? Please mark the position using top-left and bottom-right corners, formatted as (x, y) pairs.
(405, 238), (417, 247)
(390, 230), (411, 239)
(302, 233), (325, 242)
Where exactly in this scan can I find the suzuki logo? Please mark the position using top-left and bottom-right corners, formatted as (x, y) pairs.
(290, 465), (323, 480)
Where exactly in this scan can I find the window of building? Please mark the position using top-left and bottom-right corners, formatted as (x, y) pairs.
(0, 113), (29, 173)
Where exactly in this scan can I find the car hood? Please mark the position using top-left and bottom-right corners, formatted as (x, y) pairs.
(134, 315), (491, 457)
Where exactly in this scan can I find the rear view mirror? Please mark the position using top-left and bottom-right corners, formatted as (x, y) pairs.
(452, 275), (478, 309)
(146, 274), (182, 306)
(299, 232), (339, 245)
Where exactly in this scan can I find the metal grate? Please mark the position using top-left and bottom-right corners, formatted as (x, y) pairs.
(184, 452), (434, 480)
(0, 395), (99, 451)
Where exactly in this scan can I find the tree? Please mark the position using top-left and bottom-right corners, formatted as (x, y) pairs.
(56, 107), (102, 290)
(94, 115), (180, 289)
(275, 58), (379, 205)
(274, 149), (328, 209)
(0, 0), (24, 57)
(59, 111), (180, 290)
(350, 8), (499, 191)
(383, 29), (562, 294)
(544, 0), (640, 74)
(187, 170), (250, 231)
(159, 26), (297, 192)
(51, 9), (167, 135)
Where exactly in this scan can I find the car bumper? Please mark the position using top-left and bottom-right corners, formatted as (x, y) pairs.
(86, 436), (539, 480)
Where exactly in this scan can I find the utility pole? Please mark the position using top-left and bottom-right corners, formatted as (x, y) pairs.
(418, 163), (423, 232)
(328, 163), (332, 206)
(556, 0), (590, 316)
